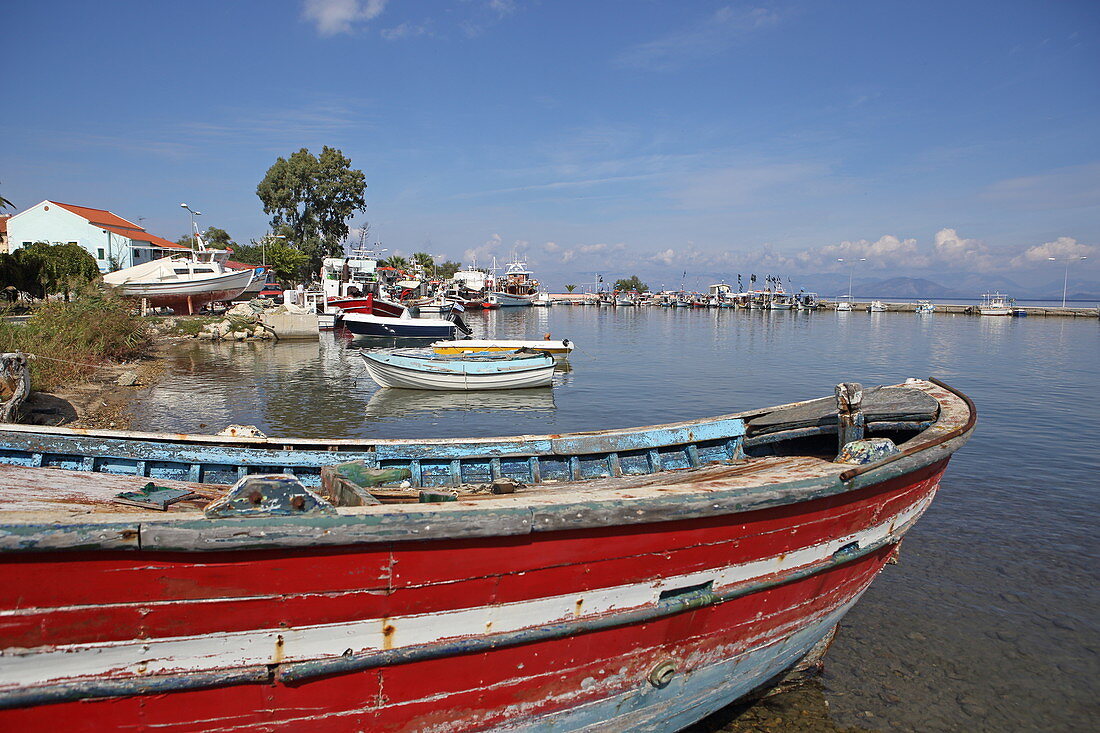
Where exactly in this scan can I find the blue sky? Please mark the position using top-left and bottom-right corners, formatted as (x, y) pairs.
(2, 0), (1098, 289)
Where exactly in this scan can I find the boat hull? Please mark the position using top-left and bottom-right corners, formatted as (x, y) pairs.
(110, 269), (254, 314)
(431, 339), (574, 357)
(0, 463), (945, 731)
(0, 379), (974, 731)
(342, 312), (456, 338)
(488, 291), (535, 307)
(362, 352), (555, 390)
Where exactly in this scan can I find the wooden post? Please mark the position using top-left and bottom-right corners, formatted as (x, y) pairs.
(835, 382), (865, 450)
(0, 353), (31, 424)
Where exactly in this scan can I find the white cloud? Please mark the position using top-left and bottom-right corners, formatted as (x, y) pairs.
(381, 21), (429, 40)
(615, 6), (781, 71)
(1010, 236), (1094, 268)
(302, 0), (387, 36)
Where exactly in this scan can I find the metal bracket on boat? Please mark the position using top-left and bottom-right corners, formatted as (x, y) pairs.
(204, 474), (336, 518)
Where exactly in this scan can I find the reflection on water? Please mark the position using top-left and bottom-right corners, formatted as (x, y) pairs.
(128, 307), (1099, 731)
(364, 387), (555, 420)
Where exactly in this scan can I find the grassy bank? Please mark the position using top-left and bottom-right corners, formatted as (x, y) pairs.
(0, 290), (152, 390)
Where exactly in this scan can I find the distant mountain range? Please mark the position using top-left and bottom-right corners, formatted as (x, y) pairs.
(724, 274), (1100, 301)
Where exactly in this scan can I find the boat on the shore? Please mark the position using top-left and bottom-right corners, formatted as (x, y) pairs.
(431, 338), (574, 358)
(361, 349), (556, 390)
(102, 251), (254, 314)
(0, 378), (974, 731)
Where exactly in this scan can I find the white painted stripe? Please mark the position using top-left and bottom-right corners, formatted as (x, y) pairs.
(0, 491), (934, 690)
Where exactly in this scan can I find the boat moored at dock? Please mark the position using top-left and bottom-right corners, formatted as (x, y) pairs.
(431, 338), (574, 358)
(0, 378), (974, 730)
(361, 349), (556, 390)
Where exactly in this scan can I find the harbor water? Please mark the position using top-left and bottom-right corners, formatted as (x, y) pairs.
(128, 306), (1099, 731)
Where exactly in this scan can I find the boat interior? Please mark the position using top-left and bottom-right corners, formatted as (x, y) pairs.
(0, 380), (968, 519)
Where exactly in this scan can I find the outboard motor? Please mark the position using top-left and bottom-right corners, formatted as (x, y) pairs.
(449, 312), (473, 336)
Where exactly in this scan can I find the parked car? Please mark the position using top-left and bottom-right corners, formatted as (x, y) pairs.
(258, 283), (284, 298)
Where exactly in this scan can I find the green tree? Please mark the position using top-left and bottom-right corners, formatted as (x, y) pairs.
(256, 146), (367, 276)
(0, 182), (13, 211)
(381, 255), (409, 271)
(436, 260), (462, 280)
(565, 284), (576, 293)
(174, 235), (194, 249)
(15, 243), (100, 300)
(613, 275), (649, 292)
(264, 240), (310, 284)
(202, 226), (235, 249)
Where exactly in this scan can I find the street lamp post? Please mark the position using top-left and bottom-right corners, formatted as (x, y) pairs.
(1048, 256), (1088, 308)
(180, 203), (202, 250)
(837, 257), (866, 299)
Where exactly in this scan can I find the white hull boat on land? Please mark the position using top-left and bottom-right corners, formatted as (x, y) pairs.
(103, 255), (254, 314)
(362, 350), (556, 391)
(431, 338), (574, 358)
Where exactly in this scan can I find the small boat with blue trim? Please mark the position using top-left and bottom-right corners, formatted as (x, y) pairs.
(431, 338), (574, 358)
(915, 300), (936, 314)
(361, 349), (556, 390)
(0, 377), (974, 731)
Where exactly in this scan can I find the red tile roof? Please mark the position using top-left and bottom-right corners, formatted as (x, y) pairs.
(47, 201), (187, 250)
(0, 215), (10, 234)
(98, 223), (186, 250)
(51, 202), (141, 230)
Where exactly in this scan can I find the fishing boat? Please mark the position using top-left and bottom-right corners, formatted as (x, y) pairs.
(361, 349), (556, 390)
(532, 292), (554, 307)
(0, 378), (973, 730)
(794, 292), (819, 310)
(342, 309), (468, 339)
(915, 300), (936, 314)
(488, 258), (539, 307)
(431, 338), (574, 358)
(978, 293), (1012, 316)
(870, 301), (887, 312)
(102, 250), (254, 315)
(835, 296), (853, 312)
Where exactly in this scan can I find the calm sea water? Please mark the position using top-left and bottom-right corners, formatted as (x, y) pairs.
(129, 306), (1100, 731)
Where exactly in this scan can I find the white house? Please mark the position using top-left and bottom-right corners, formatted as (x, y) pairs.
(6, 200), (187, 271)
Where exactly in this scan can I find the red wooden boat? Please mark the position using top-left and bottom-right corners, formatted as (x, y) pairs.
(0, 379), (974, 730)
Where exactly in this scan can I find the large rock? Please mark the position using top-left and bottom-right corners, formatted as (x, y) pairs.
(117, 371), (140, 387)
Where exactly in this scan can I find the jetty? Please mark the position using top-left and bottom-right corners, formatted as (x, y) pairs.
(818, 301), (1099, 317)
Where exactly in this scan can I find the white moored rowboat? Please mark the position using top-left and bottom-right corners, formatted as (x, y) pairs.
(362, 350), (555, 390)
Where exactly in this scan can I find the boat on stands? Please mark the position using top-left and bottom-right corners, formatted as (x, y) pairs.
(0, 377), (974, 730)
(361, 349), (556, 391)
(978, 293), (1013, 316)
(102, 249), (254, 315)
(431, 338), (574, 358)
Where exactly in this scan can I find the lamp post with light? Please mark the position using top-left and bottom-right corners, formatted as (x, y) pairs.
(837, 257), (866, 299)
(1048, 256), (1088, 308)
(180, 203), (201, 250)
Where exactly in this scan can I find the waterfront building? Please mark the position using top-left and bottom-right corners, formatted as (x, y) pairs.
(5, 200), (186, 272)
